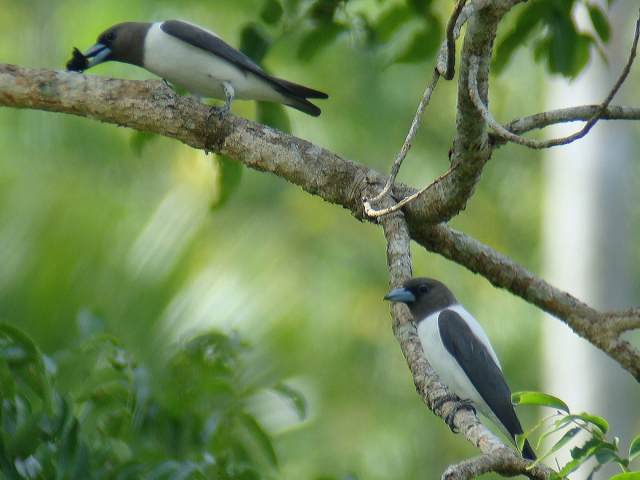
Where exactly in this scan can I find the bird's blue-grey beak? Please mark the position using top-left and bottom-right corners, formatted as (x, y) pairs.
(384, 287), (416, 303)
(84, 43), (111, 67)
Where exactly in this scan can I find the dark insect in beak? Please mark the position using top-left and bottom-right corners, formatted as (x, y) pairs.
(66, 43), (111, 72)
(66, 47), (89, 71)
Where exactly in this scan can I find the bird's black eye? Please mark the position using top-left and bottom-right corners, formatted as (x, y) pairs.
(102, 32), (116, 44)
(418, 284), (429, 294)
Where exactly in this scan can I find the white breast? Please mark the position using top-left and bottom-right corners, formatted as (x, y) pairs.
(416, 305), (511, 440)
(142, 22), (284, 102)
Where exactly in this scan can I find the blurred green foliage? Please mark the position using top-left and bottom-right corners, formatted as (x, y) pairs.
(1, 322), (305, 479)
(0, 0), (638, 479)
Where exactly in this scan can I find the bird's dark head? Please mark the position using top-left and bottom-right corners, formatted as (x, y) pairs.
(384, 277), (457, 320)
(67, 22), (150, 72)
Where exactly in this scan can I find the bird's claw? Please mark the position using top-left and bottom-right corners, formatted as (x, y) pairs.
(204, 105), (230, 155)
(433, 394), (476, 433)
(208, 105), (230, 122)
(445, 399), (476, 433)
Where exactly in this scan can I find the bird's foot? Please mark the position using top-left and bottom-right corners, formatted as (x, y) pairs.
(432, 393), (459, 412)
(433, 395), (476, 433)
(204, 82), (234, 155)
(446, 399), (476, 433)
(208, 104), (230, 122)
(162, 79), (179, 98)
(204, 105), (229, 155)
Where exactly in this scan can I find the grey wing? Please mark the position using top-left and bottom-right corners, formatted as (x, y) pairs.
(438, 309), (524, 438)
(161, 20), (266, 77)
(161, 20), (326, 116)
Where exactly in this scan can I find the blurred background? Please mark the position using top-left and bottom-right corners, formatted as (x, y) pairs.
(0, 0), (639, 478)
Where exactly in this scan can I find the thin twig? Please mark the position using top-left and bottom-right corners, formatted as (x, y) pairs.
(364, 164), (457, 218)
(444, 0), (469, 80)
(363, 69), (440, 210)
(470, 10), (640, 149)
(490, 105), (640, 147)
(605, 309), (640, 334)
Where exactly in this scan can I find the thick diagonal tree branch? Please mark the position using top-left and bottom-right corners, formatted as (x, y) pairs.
(1, 64), (638, 382)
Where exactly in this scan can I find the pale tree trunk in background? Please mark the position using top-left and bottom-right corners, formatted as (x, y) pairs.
(542, 2), (639, 477)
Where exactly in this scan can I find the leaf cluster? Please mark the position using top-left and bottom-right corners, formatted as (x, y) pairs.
(252, 0), (616, 77)
(513, 391), (640, 479)
(0, 322), (305, 479)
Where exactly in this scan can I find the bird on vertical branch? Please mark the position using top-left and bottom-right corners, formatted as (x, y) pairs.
(385, 277), (537, 460)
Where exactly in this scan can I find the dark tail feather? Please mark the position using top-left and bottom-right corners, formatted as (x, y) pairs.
(265, 75), (326, 116)
(522, 439), (536, 460)
(273, 78), (328, 99)
(284, 96), (321, 117)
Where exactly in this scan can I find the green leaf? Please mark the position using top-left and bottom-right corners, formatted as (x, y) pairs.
(535, 419), (577, 452)
(308, 0), (341, 23)
(493, 1), (547, 73)
(594, 447), (618, 465)
(587, 4), (611, 42)
(554, 412), (609, 436)
(531, 427), (581, 467)
(570, 438), (602, 460)
(211, 155), (243, 209)
(0, 324), (39, 366)
(511, 391), (570, 413)
(0, 325), (50, 402)
(59, 418), (80, 469)
(609, 473), (640, 480)
(516, 412), (561, 452)
(374, 5), (413, 42)
(240, 24), (271, 64)
(629, 433), (640, 461)
(5, 414), (43, 458)
(273, 384), (307, 420)
(407, 0), (433, 14)
(572, 412), (609, 434)
(544, 14), (593, 78)
(554, 458), (584, 478)
(261, 0), (284, 25)
(551, 426), (582, 450)
(239, 413), (278, 468)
